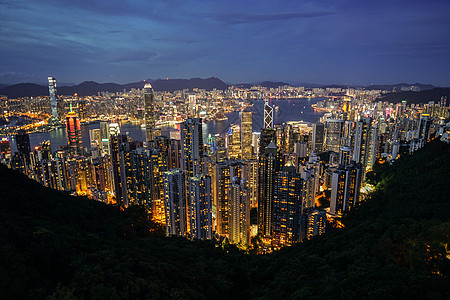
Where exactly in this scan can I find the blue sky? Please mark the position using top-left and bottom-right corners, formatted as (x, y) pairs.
(1, 0), (449, 86)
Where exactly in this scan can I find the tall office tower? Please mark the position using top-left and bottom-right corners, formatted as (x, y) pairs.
(0, 137), (11, 161)
(417, 113), (431, 141)
(311, 123), (325, 153)
(89, 128), (101, 149)
(214, 134), (227, 162)
(128, 148), (153, 207)
(246, 159), (259, 208)
(343, 161), (362, 211)
(168, 139), (181, 169)
(259, 128), (276, 157)
(258, 141), (283, 240)
(330, 168), (346, 215)
(273, 162), (303, 246)
(110, 134), (129, 207)
(241, 108), (253, 160)
(229, 124), (241, 159)
(180, 118), (203, 179)
(15, 130), (31, 162)
(214, 161), (231, 235)
(188, 174), (212, 240)
(325, 119), (344, 153)
(163, 169), (187, 237)
(229, 177), (250, 247)
(252, 132), (261, 158)
(306, 210), (326, 240)
(353, 117), (372, 167)
(66, 111), (82, 155)
(339, 146), (352, 166)
(264, 100), (274, 129)
(47, 76), (59, 124)
(342, 120), (355, 147)
(99, 121), (110, 155)
(144, 83), (156, 142)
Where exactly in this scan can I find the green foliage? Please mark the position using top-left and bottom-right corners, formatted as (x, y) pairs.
(1, 139), (450, 299)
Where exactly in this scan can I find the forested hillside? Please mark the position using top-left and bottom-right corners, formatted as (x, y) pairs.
(1, 140), (449, 299)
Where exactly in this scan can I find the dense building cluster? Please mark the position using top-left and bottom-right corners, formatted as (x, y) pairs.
(1, 78), (449, 252)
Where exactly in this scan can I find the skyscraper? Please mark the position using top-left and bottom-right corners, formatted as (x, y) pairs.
(229, 124), (241, 160)
(144, 83), (156, 142)
(311, 123), (325, 153)
(180, 118), (203, 179)
(163, 169), (187, 237)
(264, 100), (274, 129)
(229, 177), (250, 247)
(273, 161), (303, 245)
(325, 119), (344, 153)
(241, 109), (253, 160)
(15, 130), (31, 162)
(48, 76), (58, 124)
(188, 174), (212, 240)
(258, 141), (283, 240)
(66, 111), (82, 155)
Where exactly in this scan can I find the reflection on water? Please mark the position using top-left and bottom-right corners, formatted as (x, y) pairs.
(8, 98), (327, 153)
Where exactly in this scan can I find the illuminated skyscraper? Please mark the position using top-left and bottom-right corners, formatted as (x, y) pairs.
(258, 141), (283, 240)
(144, 83), (156, 142)
(264, 100), (274, 129)
(66, 110), (82, 155)
(325, 119), (343, 153)
(180, 118), (203, 179)
(48, 76), (58, 123)
(229, 177), (250, 247)
(229, 124), (241, 159)
(273, 161), (303, 245)
(241, 109), (253, 160)
(188, 174), (212, 240)
(311, 123), (325, 153)
(163, 169), (187, 237)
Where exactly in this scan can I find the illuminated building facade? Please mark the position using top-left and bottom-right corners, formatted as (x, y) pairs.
(229, 177), (250, 247)
(273, 162), (303, 246)
(325, 119), (343, 153)
(163, 168), (187, 237)
(241, 109), (253, 160)
(188, 174), (212, 240)
(180, 118), (203, 179)
(66, 111), (82, 155)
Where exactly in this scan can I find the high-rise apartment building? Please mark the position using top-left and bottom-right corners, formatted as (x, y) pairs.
(241, 109), (253, 160)
(325, 119), (343, 153)
(188, 174), (212, 240)
(229, 177), (250, 247)
(273, 162), (303, 246)
(163, 169), (187, 237)
(180, 118), (203, 179)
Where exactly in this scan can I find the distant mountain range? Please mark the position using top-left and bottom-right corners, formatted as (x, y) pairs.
(0, 77), (444, 98)
(378, 88), (450, 104)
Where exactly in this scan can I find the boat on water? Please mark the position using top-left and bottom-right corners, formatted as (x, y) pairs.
(140, 124), (146, 128)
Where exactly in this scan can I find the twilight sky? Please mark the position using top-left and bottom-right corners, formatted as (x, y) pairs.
(1, 0), (449, 86)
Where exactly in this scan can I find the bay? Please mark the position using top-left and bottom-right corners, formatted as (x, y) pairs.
(8, 98), (327, 153)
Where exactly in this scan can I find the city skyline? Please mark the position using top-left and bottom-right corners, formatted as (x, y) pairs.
(1, 0), (450, 86)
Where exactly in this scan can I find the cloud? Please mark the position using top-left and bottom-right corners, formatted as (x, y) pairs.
(208, 11), (334, 25)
